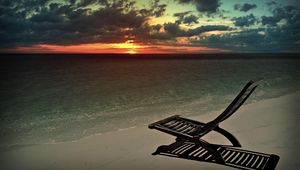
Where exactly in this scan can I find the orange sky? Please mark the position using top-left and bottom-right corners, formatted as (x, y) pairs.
(1, 41), (228, 54)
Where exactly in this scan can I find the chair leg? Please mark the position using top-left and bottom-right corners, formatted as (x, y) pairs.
(214, 126), (241, 147)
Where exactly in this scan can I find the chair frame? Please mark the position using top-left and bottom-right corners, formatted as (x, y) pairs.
(148, 80), (280, 170)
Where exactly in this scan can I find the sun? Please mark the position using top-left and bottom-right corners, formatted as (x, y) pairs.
(112, 40), (142, 54)
(127, 49), (137, 54)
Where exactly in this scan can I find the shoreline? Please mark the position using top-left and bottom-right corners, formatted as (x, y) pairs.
(1, 90), (299, 147)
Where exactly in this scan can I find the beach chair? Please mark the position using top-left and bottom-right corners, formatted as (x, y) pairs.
(149, 80), (280, 170)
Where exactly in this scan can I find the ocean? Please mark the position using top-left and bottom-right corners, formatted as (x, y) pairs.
(0, 54), (299, 147)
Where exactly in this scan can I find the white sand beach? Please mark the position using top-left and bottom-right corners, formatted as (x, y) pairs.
(1, 92), (299, 170)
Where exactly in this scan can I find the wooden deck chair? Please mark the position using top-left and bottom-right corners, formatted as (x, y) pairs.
(148, 80), (280, 170)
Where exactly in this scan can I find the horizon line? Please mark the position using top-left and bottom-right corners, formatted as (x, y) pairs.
(1, 52), (300, 55)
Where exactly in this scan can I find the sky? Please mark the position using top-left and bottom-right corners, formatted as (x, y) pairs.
(0, 0), (299, 54)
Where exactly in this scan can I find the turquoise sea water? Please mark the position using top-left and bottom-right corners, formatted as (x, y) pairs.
(0, 54), (299, 146)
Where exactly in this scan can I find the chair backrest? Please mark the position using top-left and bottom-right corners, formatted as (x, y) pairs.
(211, 80), (261, 124)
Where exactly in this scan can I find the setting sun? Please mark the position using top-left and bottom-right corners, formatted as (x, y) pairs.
(127, 50), (137, 54)
(112, 40), (142, 54)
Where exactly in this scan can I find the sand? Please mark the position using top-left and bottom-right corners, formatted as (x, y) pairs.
(1, 92), (299, 170)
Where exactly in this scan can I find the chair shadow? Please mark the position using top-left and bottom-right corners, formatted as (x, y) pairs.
(152, 140), (280, 170)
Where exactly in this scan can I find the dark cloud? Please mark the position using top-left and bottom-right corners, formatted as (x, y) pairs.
(174, 11), (191, 20)
(234, 3), (257, 12)
(182, 15), (199, 25)
(261, 5), (299, 26)
(232, 14), (256, 27)
(176, 0), (192, 3)
(152, 0), (167, 17)
(0, 0), (167, 48)
(173, 12), (198, 25)
(266, 1), (277, 6)
(192, 5), (300, 52)
(76, 0), (109, 7)
(176, 0), (221, 14)
(163, 23), (182, 37)
(258, 5), (300, 51)
(188, 4), (300, 52)
(195, 0), (220, 14)
(187, 25), (230, 36)
(194, 27), (300, 52)
(192, 29), (264, 52)
(139, 0), (167, 17)
(77, 0), (98, 6)
(68, 0), (77, 5)
(261, 16), (280, 26)
(164, 22), (231, 37)
(0, 0), (50, 12)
